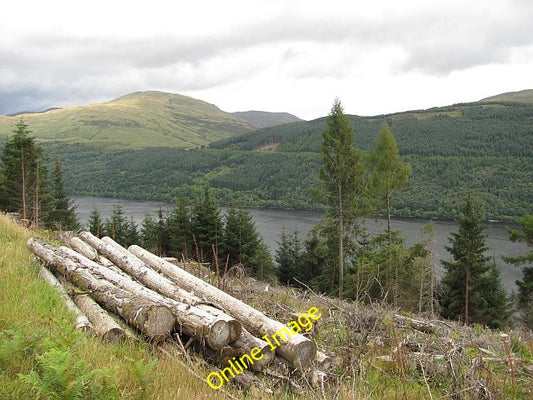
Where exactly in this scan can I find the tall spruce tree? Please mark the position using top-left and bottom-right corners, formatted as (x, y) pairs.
(44, 155), (79, 230)
(191, 183), (222, 264)
(88, 204), (103, 237)
(319, 99), (366, 299)
(276, 229), (303, 285)
(369, 122), (411, 244)
(222, 205), (273, 279)
(168, 193), (192, 260)
(1, 120), (46, 227)
(440, 194), (509, 328)
(369, 122), (411, 306)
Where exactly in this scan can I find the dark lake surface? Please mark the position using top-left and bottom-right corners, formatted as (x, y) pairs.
(74, 196), (528, 292)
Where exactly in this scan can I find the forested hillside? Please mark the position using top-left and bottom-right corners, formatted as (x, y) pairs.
(36, 100), (532, 220)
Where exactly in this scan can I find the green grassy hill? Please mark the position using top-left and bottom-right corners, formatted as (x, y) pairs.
(481, 88), (533, 103)
(0, 91), (255, 149)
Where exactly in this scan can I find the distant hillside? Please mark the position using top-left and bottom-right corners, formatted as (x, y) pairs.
(481, 89), (533, 103)
(232, 110), (302, 128)
(0, 91), (255, 149)
(211, 100), (533, 158)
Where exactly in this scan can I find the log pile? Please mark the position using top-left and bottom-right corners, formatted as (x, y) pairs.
(27, 232), (319, 381)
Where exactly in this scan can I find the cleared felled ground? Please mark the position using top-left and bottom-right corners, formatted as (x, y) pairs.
(1, 214), (532, 399)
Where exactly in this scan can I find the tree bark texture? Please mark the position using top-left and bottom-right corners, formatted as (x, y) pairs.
(28, 238), (175, 342)
(128, 244), (317, 368)
(77, 232), (240, 345)
(58, 242), (233, 350)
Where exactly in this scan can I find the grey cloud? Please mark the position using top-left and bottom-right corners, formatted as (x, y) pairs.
(1, 1), (532, 115)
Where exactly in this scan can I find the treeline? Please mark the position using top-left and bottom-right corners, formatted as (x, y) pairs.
(0, 121), (78, 230)
(87, 184), (275, 280)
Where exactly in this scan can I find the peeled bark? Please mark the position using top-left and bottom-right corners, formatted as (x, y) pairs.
(128, 244), (317, 368)
(78, 232), (241, 343)
(57, 243), (232, 350)
(28, 238), (175, 342)
(38, 265), (93, 332)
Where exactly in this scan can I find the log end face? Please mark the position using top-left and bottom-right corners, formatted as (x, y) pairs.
(144, 305), (176, 342)
(287, 339), (317, 370)
(207, 319), (232, 350)
(102, 327), (130, 343)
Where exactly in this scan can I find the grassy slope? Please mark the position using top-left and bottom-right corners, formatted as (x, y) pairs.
(0, 91), (254, 149)
(0, 215), (233, 400)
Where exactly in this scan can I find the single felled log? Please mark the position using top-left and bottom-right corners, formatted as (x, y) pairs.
(78, 232), (241, 343)
(57, 243), (233, 350)
(231, 328), (275, 371)
(38, 265), (93, 332)
(28, 238), (175, 342)
(128, 244), (317, 369)
(72, 292), (137, 343)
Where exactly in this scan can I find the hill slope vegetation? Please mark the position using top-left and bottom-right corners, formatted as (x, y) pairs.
(0, 91), (255, 149)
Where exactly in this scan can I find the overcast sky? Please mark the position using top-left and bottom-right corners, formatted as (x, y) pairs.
(1, 0), (532, 120)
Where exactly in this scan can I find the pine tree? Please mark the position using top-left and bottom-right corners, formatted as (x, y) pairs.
(1, 120), (46, 227)
(222, 206), (273, 279)
(319, 99), (366, 299)
(141, 214), (157, 253)
(440, 194), (510, 328)
(88, 204), (103, 237)
(191, 184), (222, 264)
(103, 204), (138, 246)
(368, 123), (411, 306)
(168, 193), (192, 260)
(276, 229), (303, 285)
(43, 155), (79, 230)
(369, 122), (411, 244)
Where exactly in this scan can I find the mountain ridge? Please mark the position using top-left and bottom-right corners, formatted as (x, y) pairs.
(0, 91), (255, 149)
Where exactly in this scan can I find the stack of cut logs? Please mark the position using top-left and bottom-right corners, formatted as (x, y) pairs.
(27, 232), (318, 372)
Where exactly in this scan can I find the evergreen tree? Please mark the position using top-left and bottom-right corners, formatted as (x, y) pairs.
(276, 229), (303, 285)
(43, 155), (79, 230)
(103, 204), (138, 246)
(504, 213), (533, 328)
(369, 122), (411, 244)
(140, 214), (157, 253)
(222, 205), (273, 279)
(319, 99), (366, 299)
(1, 120), (46, 227)
(168, 193), (192, 260)
(440, 194), (510, 328)
(368, 123), (411, 306)
(191, 184), (222, 264)
(88, 204), (103, 237)
(124, 216), (139, 247)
